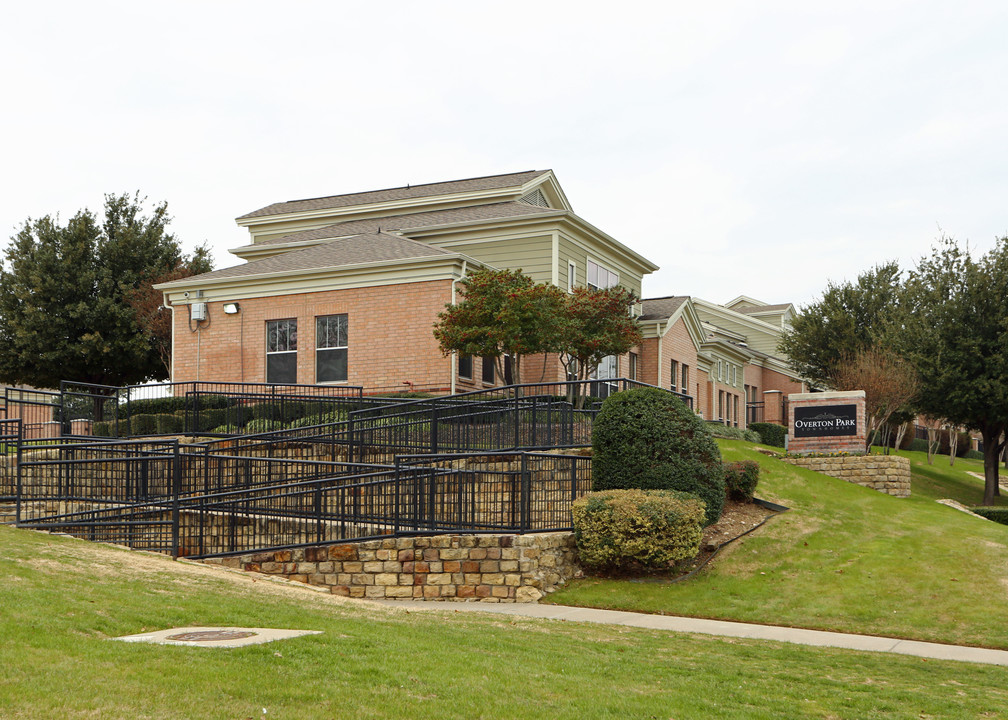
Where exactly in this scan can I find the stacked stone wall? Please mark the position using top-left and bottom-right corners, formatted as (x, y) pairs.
(205, 532), (579, 603)
(782, 454), (910, 497)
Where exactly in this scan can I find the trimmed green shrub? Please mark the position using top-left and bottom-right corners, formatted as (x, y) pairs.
(154, 413), (184, 435)
(128, 396), (187, 415)
(748, 422), (786, 448)
(964, 449), (984, 460)
(706, 422), (760, 442)
(211, 424), (241, 435)
(92, 421), (112, 437)
(971, 507), (1008, 525)
(244, 418), (283, 434)
(723, 460), (760, 502)
(907, 438), (930, 453)
(129, 414), (158, 436)
(571, 489), (706, 570)
(592, 387), (724, 526)
(195, 407), (229, 432)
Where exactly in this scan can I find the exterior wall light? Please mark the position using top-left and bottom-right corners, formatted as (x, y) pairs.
(223, 303), (240, 314)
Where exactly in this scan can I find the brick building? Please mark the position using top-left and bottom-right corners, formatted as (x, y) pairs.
(157, 170), (805, 426)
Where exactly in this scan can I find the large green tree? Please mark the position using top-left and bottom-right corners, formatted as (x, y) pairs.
(0, 193), (211, 389)
(778, 262), (902, 388)
(433, 268), (566, 385)
(899, 237), (1008, 505)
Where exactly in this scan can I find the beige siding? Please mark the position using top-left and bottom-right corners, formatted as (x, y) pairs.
(428, 235), (555, 284)
(694, 309), (780, 356)
(558, 235), (643, 298)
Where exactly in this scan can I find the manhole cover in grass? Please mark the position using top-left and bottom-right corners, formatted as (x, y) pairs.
(166, 630), (258, 643)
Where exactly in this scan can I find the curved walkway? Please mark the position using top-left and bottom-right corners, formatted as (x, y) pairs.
(375, 599), (1008, 667)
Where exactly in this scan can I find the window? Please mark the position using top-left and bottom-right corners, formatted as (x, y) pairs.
(718, 390), (724, 421)
(482, 356), (495, 384)
(718, 360), (723, 381)
(731, 365), (737, 387)
(587, 259), (619, 290)
(266, 318), (297, 384)
(629, 352), (638, 380)
(568, 260), (576, 292)
(682, 364), (689, 395)
(670, 360), (679, 392)
(315, 314), (348, 383)
(459, 354), (473, 380)
(734, 395), (740, 427)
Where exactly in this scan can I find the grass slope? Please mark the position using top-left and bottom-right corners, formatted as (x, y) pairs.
(2, 524), (1007, 719)
(549, 439), (1008, 649)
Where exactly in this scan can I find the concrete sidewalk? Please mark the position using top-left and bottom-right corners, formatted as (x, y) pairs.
(375, 599), (1008, 667)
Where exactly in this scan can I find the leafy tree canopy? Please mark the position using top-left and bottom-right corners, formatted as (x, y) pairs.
(898, 236), (1008, 504)
(778, 261), (902, 388)
(0, 193), (212, 389)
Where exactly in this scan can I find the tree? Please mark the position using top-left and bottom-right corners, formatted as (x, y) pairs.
(432, 268), (566, 385)
(899, 236), (1008, 505)
(558, 285), (643, 406)
(125, 248), (212, 378)
(778, 262), (902, 388)
(0, 193), (211, 389)
(432, 268), (642, 395)
(831, 346), (918, 453)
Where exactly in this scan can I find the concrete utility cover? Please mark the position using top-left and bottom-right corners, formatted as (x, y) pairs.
(114, 626), (322, 648)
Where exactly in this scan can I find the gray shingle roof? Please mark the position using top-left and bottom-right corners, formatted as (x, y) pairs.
(253, 201), (560, 247)
(640, 295), (690, 321)
(156, 233), (456, 287)
(237, 170), (552, 220)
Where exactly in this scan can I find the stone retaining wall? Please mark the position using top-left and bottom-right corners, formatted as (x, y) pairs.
(204, 532), (579, 603)
(782, 454), (910, 497)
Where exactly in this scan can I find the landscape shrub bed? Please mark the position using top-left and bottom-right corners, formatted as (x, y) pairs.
(971, 507), (1008, 525)
(908, 438), (930, 452)
(571, 489), (706, 570)
(748, 422), (786, 448)
(964, 449), (984, 460)
(705, 422), (760, 443)
(593, 387), (724, 526)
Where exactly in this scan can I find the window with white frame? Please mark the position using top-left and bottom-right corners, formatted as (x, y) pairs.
(718, 359), (723, 381)
(587, 259), (619, 290)
(568, 260), (576, 292)
(266, 318), (297, 384)
(682, 364), (689, 395)
(458, 354), (473, 380)
(315, 314), (348, 383)
(670, 359), (679, 392)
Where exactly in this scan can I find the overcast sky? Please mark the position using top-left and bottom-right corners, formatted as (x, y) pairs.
(2, 1), (1005, 308)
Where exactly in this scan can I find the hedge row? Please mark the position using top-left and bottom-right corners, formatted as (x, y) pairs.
(748, 422), (786, 448)
(971, 507), (1008, 525)
(705, 422), (760, 443)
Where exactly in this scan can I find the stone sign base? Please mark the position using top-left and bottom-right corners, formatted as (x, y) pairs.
(783, 454), (910, 497)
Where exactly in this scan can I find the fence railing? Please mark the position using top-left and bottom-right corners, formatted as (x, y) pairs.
(16, 443), (591, 559)
(58, 380), (366, 439)
(0, 419), (22, 501)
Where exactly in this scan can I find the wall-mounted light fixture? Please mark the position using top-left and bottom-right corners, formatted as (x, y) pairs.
(223, 302), (240, 315)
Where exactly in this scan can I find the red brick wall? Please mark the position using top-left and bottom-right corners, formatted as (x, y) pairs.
(638, 318), (699, 407)
(171, 281), (456, 390)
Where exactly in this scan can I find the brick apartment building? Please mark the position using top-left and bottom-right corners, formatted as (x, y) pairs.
(156, 170), (805, 426)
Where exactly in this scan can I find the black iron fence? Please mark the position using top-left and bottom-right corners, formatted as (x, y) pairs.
(746, 402), (764, 425)
(3, 387), (62, 439)
(58, 380), (366, 438)
(16, 442), (591, 559)
(0, 419), (22, 501)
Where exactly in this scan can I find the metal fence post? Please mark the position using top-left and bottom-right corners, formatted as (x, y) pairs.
(520, 453), (531, 532)
(14, 419), (22, 524)
(171, 440), (181, 559)
(430, 406), (439, 454)
(393, 456), (401, 537)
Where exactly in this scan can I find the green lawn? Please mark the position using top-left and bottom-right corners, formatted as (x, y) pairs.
(2, 524), (1008, 719)
(548, 439), (1008, 649)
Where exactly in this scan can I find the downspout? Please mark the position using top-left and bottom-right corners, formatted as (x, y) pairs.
(449, 260), (468, 395)
(162, 293), (175, 381)
(656, 319), (666, 388)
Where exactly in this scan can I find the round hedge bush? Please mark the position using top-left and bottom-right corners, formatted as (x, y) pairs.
(592, 387), (725, 525)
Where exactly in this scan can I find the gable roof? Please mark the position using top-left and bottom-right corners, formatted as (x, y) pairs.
(640, 295), (690, 321)
(237, 170), (553, 220)
(250, 201), (560, 248)
(156, 233), (457, 288)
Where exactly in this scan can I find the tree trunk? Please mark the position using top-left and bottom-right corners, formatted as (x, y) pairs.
(981, 424), (1006, 506)
(894, 422), (908, 452)
(948, 428), (958, 466)
(927, 426), (938, 465)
